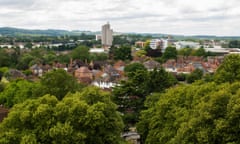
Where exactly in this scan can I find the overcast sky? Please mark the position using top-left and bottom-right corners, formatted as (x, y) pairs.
(0, 0), (239, 36)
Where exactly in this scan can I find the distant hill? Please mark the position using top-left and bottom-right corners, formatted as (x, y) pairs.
(0, 27), (239, 40)
(0, 27), (88, 36)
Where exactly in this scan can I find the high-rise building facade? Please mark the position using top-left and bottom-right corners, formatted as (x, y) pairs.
(101, 22), (113, 47)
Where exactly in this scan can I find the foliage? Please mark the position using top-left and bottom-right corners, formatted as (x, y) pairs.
(137, 82), (240, 144)
(178, 47), (216, 57)
(0, 87), (125, 144)
(0, 79), (41, 108)
(144, 40), (151, 51)
(0, 67), (9, 75)
(40, 69), (83, 100)
(214, 54), (240, 83)
(42, 52), (57, 64)
(163, 46), (177, 60)
(147, 68), (177, 93)
(90, 53), (108, 61)
(176, 73), (187, 81)
(71, 45), (90, 62)
(113, 35), (131, 45)
(113, 45), (132, 61)
(113, 68), (177, 124)
(186, 68), (204, 83)
(203, 73), (214, 82)
(154, 57), (165, 64)
(194, 47), (206, 57)
(0, 82), (5, 92)
(22, 69), (33, 76)
(16, 54), (35, 70)
(229, 40), (240, 48)
(24, 42), (33, 49)
(177, 47), (193, 57)
(146, 49), (162, 57)
(56, 53), (71, 64)
(0, 49), (11, 67)
(124, 63), (147, 75)
(9, 47), (21, 67)
(135, 49), (147, 57)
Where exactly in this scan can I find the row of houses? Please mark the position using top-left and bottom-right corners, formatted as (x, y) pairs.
(28, 59), (169, 88)
(163, 56), (224, 74)
(5, 55), (226, 90)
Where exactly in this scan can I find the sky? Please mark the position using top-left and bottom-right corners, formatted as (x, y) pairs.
(0, 0), (240, 36)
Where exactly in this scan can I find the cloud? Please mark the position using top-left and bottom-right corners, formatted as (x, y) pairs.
(0, 0), (239, 36)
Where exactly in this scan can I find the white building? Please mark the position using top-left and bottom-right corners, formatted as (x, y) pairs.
(95, 34), (101, 41)
(204, 48), (240, 54)
(92, 81), (117, 89)
(149, 39), (160, 50)
(48, 43), (63, 48)
(89, 48), (106, 53)
(174, 41), (200, 49)
(0, 44), (13, 48)
(101, 22), (113, 47)
(149, 39), (168, 52)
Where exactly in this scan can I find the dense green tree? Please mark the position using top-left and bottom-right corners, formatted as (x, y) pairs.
(146, 49), (162, 57)
(0, 67), (8, 74)
(43, 52), (57, 64)
(144, 40), (151, 51)
(0, 82), (5, 92)
(203, 73), (214, 82)
(124, 63), (147, 75)
(40, 69), (83, 100)
(229, 40), (240, 48)
(16, 54), (35, 70)
(163, 46), (177, 60)
(178, 47), (193, 57)
(186, 68), (204, 83)
(113, 70), (149, 124)
(9, 47), (21, 67)
(147, 68), (177, 93)
(90, 53), (108, 61)
(0, 87), (126, 144)
(0, 79), (41, 108)
(113, 68), (177, 124)
(113, 35), (131, 45)
(24, 42), (33, 48)
(29, 48), (46, 58)
(194, 47), (206, 57)
(56, 54), (71, 63)
(0, 49), (11, 67)
(0, 71), (2, 81)
(71, 46), (90, 61)
(137, 82), (240, 144)
(113, 45), (132, 61)
(214, 54), (240, 83)
(135, 49), (147, 57)
(176, 73), (187, 81)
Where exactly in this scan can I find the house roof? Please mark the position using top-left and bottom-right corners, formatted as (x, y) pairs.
(8, 69), (26, 79)
(75, 66), (92, 74)
(143, 60), (161, 69)
(114, 60), (126, 67)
